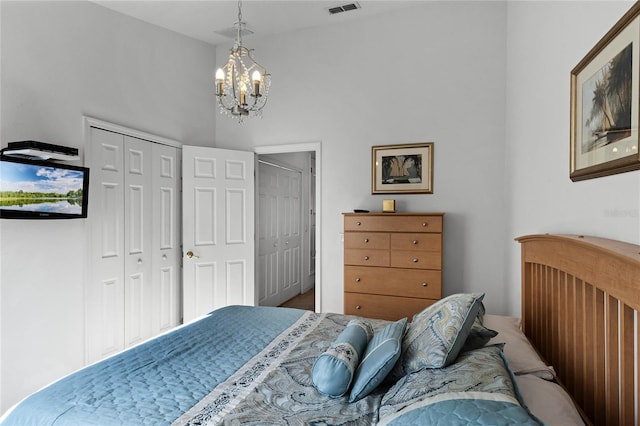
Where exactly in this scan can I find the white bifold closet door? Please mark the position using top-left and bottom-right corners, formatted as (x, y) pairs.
(257, 161), (302, 307)
(86, 127), (181, 364)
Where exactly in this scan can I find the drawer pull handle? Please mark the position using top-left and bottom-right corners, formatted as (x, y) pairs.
(356, 305), (361, 310)
(412, 258), (418, 263)
(355, 277), (361, 282)
(412, 240), (418, 244)
(356, 221), (362, 226)
(364, 238), (369, 243)
(422, 282), (428, 287)
(422, 222), (428, 227)
(364, 256), (370, 261)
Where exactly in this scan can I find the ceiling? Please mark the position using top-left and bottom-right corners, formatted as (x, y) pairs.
(92, 1), (419, 46)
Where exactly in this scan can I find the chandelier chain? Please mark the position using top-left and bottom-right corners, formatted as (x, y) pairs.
(236, 0), (243, 45)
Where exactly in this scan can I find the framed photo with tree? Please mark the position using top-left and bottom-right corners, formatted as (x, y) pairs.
(570, 2), (640, 181)
(371, 142), (433, 194)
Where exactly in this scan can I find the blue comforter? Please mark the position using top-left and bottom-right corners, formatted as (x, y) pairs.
(1, 306), (541, 426)
(1, 306), (304, 425)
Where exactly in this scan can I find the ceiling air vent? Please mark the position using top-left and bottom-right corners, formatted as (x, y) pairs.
(328, 2), (361, 15)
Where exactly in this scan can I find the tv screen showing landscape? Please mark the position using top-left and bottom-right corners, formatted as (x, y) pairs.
(0, 156), (89, 219)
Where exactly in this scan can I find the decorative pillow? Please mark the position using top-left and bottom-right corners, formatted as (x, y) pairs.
(461, 304), (498, 352)
(379, 345), (542, 426)
(311, 318), (373, 397)
(349, 318), (407, 402)
(396, 293), (485, 376)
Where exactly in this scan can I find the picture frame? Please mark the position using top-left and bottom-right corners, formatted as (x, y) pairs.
(371, 142), (433, 194)
(570, 2), (640, 181)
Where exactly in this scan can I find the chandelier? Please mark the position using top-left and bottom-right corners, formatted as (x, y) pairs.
(215, 0), (271, 122)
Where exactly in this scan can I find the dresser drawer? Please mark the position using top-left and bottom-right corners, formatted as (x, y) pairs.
(344, 293), (436, 321)
(344, 232), (390, 250)
(344, 249), (389, 266)
(390, 251), (441, 269)
(344, 266), (441, 299)
(390, 233), (441, 251)
(344, 214), (442, 233)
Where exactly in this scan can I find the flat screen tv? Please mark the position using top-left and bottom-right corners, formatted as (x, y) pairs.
(0, 156), (89, 219)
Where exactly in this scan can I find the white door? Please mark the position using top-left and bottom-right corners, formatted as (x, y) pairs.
(182, 146), (255, 322)
(280, 167), (302, 303)
(257, 162), (279, 306)
(87, 128), (126, 362)
(152, 144), (181, 333)
(123, 135), (153, 347)
(257, 161), (302, 307)
(86, 126), (182, 364)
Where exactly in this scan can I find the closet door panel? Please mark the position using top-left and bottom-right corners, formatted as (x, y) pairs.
(123, 136), (152, 347)
(152, 144), (181, 332)
(87, 128), (125, 363)
(257, 164), (279, 305)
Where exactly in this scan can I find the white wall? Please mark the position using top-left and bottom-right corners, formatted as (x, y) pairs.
(215, 2), (510, 315)
(505, 1), (640, 311)
(0, 1), (216, 412)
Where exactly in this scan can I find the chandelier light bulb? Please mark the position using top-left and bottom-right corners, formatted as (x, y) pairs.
(215, 68), (225, 95)
(240, 82), (247, 105)
(252, 70), (261, 96)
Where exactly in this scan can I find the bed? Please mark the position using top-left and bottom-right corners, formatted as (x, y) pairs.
(2, 233), (635, 425)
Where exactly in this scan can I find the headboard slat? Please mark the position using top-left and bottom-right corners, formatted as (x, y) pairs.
(621, 304), (634, 425)
(606, 295), (620, 426)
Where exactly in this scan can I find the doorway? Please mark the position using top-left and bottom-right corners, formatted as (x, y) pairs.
(255, 143), (321, 312)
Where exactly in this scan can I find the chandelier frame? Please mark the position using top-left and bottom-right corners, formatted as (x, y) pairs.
(215, 0), (271, 122)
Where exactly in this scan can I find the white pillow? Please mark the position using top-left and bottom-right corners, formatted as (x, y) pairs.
(484, 314), (555, 380)
(516, 374), (584, 425)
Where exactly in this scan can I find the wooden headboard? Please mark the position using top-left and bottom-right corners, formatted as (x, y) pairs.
(517, 234), (640, 426)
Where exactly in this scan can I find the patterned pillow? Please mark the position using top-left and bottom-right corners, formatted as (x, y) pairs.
(379, 345), (541, 425)
(311, 318), (373, 397)
(395, 293), (485, 375)
(349, 318), (407, 402)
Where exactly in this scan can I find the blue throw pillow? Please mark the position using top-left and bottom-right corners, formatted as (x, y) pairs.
(312, 318), (373, 397)
(395, 293), (485, 376)
(349, 318), (407, 402)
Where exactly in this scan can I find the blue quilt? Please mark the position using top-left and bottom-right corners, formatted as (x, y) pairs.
(0, 306), (305, 426)
(1, 307), (541, 426)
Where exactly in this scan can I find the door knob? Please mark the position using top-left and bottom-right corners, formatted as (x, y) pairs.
(186, 250), (199, 259)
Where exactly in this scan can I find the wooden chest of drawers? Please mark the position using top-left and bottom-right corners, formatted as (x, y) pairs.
(343, 212), (444, 321)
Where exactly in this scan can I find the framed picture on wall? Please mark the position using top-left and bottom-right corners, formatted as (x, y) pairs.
(570, 2), (640, 181)
(371, 142), (433, 194)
